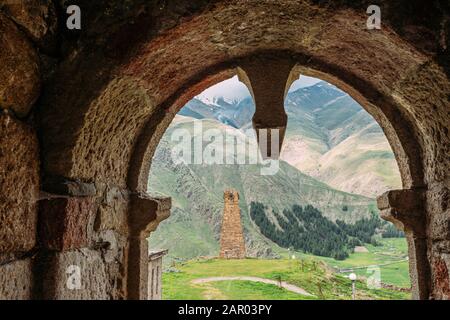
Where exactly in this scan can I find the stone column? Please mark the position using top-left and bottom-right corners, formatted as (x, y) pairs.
(377, 188), (430, 299)
(238, 57), (296, 159)
(148, 249), (168, 300)
(127, 194), (170, 300)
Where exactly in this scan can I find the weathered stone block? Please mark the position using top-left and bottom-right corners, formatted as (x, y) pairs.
(427, 185), (450, 240)
(39, 197), (96, 251)
(0, 14), (40, 117)
(429, 213), (450, 241)
(1, 0), (57, 48)
(129, 194), (171, 236)
(93, 186), (129, 236)
(41, 249), (115, 300)
(0, 113), (38, 253)
(0, 258), (32, 299)
(431, 253), (450, 300)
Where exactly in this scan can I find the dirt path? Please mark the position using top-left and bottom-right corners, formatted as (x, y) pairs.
(191, 276), (313, 296)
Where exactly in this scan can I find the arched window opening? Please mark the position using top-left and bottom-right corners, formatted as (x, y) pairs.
(146, 74), (409, 300)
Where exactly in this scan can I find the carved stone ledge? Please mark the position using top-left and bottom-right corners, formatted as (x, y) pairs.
(377, 188), (426, 237)
(128, 194), (171, 238)
(377, 189), (425, 211)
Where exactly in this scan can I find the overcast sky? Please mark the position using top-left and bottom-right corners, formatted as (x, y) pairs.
(196, 75), (321, 102)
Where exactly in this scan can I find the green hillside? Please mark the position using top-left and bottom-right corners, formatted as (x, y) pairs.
(163, 257), (410, 300)
(148, 117), (379, 263)
(147, 79), (409, 298)
(182, 81), (402, 197)
(282, 84), (402, 197)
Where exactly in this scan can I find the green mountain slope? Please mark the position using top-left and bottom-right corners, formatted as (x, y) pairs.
(282, 83), (401, 197)
(148, 117), (378, 262)
(181, 81), (401, 197)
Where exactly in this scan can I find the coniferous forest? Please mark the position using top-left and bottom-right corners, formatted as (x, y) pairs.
(250, 202), (402, 260)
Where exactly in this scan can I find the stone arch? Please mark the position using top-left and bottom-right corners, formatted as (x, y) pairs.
(128, 51), (426, 193)
(288, 64), (425, 190)
(137, 55), (426, 192)
(6, 0), (445, 300)
(123, 50), (430, 299)
(39, 2), (445, 192)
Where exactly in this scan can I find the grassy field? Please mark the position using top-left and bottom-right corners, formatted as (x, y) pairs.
(162, 255), (410, 300)
(324, 238), (410, 288)
(272, 238), (410, 288)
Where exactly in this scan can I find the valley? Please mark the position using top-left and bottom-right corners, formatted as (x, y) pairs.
(148, 116), (380, 262)
(178, 80), (402, 197)
(147, 78), (409, 299)
(162, 237), (410, 300)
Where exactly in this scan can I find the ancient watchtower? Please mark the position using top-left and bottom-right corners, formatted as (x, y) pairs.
(219, 189), (246, 259)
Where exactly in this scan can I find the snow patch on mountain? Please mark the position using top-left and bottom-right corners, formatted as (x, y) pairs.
(195, 75), (251, 106)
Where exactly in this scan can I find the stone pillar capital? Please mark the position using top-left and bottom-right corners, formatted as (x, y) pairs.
(377, 188), (430, 299)
(129, 194), (171, 238)
(127, 193), (171, 300)
(377, 188), (426, 237)
(238, 56), (296, 159)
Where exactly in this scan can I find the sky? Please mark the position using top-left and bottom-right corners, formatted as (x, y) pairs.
(195, 75), (321, 102)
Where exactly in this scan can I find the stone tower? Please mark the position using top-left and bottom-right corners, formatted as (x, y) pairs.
(219, 189), (246, 259)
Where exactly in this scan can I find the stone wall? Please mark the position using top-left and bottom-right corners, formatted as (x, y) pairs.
(219, 190), (246, 259)
(0, 0), (54, 300)
(427, 184), (450, 300)
(0, 114), (39, 255)
(35, 181), (129, 299)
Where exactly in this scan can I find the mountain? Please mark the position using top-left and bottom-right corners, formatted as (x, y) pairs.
(180, 96), (254, 129)
(179, 81), (401, 197)
(147, 116), (378, 262)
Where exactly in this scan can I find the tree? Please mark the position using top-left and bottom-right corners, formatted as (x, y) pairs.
(250, 202), (385, 260)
